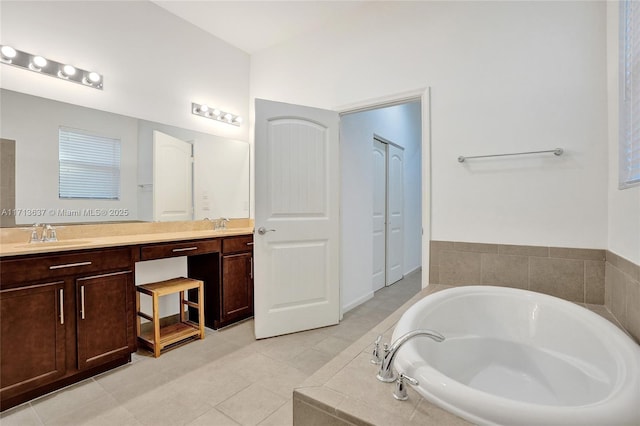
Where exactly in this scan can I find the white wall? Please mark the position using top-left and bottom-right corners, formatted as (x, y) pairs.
(0, 1), (249, 142)
(340, 102), (422, 311)
(606, 2), (640, 265)
(251, 1), (609, 250)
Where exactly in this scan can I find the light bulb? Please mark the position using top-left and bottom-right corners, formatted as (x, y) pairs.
(30, 55), (47, 71)
(223, 113), (233, 121)
(61, 64), (76, 77)
(199, 104), (209, 113)
(212, 109), (221, 117)
(1, 45), (17, 60)
(33, 56), (47, 67)
(234, 116), (243, 124)
(87, 72), (101, 83)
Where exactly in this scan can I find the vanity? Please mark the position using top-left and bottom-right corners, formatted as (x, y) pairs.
(0, 221), (254, 410)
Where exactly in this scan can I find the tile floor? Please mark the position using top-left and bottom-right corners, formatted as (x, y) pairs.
(1, 271), (422, 426)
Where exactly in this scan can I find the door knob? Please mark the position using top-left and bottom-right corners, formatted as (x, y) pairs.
(257, 227), (276, 235)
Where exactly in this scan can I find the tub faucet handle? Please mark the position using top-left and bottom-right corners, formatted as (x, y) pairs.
(393, 373), (419, 401)
(371, 335), (383, 365)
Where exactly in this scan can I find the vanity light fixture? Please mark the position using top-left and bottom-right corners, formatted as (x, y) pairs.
(0, 45), (103, 90)
(192, 102), (242, 126)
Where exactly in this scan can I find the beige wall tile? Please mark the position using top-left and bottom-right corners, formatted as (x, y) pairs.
(293, 397), (351, 426)
(584, 261), (605, 304)
(550, 247), (605, 261)
(480, 254), (528, 289)
(624, 278), (640, 343)
(439, 250), (481, 285)
(606, 251), (640, 281)
(430, 240), (454, 251)
(429, 242), (440, 284)
(498, 244), (549, 257)
(453, 241), (499, 253)
(529, 257), (585, 302)
(336, 397), (406, 426)
(606, 263), (628, 324)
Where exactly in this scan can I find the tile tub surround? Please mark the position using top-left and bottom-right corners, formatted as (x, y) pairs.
(605, 251), (640, 343)
(293, 285), (634, 426)
(429, 241), (606, 305)
(294, 285), (470, 426)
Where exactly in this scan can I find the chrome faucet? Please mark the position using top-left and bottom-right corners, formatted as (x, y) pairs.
(215, 217), (230, 230)
(29, 223), (57, 243)
(376, 329), (445, 382)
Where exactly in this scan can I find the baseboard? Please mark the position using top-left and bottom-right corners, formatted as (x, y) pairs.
(404, 265), (422, 276)
(342, 291), (374, 313)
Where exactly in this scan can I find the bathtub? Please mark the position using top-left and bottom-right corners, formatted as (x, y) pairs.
(391, 286), (640, 426)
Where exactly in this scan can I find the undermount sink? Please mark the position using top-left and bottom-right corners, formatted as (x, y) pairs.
(14, 240), (93, 249)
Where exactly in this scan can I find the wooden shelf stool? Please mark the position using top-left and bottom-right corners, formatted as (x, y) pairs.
(136, 277), (205, 357)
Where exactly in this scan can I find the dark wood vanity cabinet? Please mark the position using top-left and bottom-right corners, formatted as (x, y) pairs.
(220, 251), (253, 326)
(0, 233), (254, 410)
(187, 235), (254, 329)
(0, 281), (67, 403)
(219, 235), (254, 327)
(0, 247), (136, 410)
(76, 271), (135, 370)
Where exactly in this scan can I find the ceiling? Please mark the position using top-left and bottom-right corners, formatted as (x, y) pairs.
(152, 1), (370, 54)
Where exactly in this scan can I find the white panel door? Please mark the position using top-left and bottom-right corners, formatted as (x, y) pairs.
(372, 140), (387, 292)
(254, 99), (340, 339)
(153, 131), (193, 222)
(386, 144), (404, 285)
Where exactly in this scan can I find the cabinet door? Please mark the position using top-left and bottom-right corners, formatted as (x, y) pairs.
(76, 271), (133, 370)
(0, 281), (66, 400)
(220, 252), (253, 325)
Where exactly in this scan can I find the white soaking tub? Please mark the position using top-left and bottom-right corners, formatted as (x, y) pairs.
(391, 286), (640, 426)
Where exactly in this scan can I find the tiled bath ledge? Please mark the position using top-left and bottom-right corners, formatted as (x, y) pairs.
(293, 284), (634, 426)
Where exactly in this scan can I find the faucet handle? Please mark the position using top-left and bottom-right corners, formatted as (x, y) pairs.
(371, 335), (383, 365)
(29, 224), (40, 243)
(393, 373), (419, 401)
(47, 225), (58, 242)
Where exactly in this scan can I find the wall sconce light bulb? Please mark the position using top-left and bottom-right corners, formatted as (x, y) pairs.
(234, 116), (243, 124)
(224, 113), (233, 121)
(61, 64), (76, 77)
(1, 45), (17, 60)
(87, 72), (101, 83)
(199, 104), (209, 113)
(212, 109), (221, 117)
(29, 55), (47, 71)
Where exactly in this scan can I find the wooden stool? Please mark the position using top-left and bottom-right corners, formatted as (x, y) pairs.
(136, 277), (205, 357)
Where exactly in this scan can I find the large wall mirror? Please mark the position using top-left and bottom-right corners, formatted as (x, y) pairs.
(0, 89), (250, 227)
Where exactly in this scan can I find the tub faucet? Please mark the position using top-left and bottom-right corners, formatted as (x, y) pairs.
(376, 329), (445, 383)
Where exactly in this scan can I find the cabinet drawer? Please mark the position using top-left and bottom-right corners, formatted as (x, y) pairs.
(222, 235), (254, 254)
(0, 247), (133, 288)
(140, 239), (221, 261)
